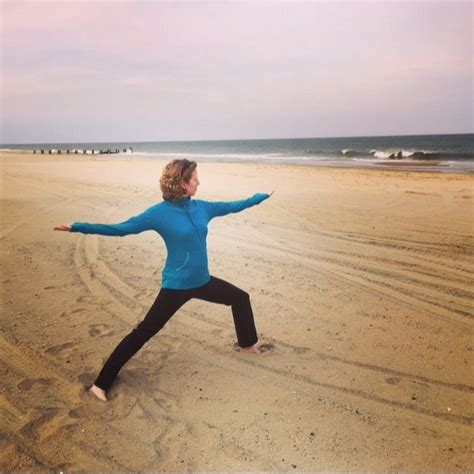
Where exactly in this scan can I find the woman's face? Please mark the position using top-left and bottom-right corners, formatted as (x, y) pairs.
(183, 169), (200, 197)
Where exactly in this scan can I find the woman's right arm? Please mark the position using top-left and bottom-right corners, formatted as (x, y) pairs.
(53, 206), (158, 237)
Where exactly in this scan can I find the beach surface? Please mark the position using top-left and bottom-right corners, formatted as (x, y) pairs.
(1, 152), (473, 472)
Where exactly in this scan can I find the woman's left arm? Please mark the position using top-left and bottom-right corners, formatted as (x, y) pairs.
(202, 192), (272, 220)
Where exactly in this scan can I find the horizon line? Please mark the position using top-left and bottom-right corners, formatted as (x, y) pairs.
(2, 131), (473, 146)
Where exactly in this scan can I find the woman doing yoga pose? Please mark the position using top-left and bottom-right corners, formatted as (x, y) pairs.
(54, 159), (273, 401)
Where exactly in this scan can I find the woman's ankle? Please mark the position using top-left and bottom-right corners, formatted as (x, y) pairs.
(239, 344), (260, 353)
(89, 384), (108, 401)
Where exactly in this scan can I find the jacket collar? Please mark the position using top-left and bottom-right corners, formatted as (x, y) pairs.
(165, 196), (192, 207)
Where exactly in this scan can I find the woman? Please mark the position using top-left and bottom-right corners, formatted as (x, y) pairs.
(54, 159), (273, 401)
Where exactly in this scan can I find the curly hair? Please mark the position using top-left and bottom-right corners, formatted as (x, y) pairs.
(160, 159), (197, 201)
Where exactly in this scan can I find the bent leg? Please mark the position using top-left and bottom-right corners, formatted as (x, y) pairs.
(94, 288), (191, 391)
(192, 276), (258, 348)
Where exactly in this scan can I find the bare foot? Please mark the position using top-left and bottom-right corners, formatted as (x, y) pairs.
(88, 384), (108, 401)
(239, 344), (261, 354)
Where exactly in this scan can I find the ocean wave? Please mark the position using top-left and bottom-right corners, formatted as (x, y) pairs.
(368, 149), (474, 161)
(340, 149), (364, 157)
(369, 149), (435, 160)
(0, 148), (33, 153)
(312, 147), (474, 161)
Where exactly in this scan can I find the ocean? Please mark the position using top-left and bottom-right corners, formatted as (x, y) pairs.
(2, 134), (473, 173)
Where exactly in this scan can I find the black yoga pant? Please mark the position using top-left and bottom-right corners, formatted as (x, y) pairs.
(94, 276), (258, 391)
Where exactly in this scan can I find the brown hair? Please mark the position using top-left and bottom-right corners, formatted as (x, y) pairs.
(160, 159), (197, 201)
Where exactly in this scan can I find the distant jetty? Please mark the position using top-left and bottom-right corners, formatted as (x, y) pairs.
(32, 147), (134, 155)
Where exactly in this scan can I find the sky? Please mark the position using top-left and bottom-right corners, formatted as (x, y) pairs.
(1, 1), (472, 144)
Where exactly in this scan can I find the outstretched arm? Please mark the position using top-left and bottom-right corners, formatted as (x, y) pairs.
(203, 192), (272, 220)
(54, 206), (158, 237)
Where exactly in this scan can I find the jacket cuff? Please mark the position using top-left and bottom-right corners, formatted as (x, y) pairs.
(71, 222), (87, 233)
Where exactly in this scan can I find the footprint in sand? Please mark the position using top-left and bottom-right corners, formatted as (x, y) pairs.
(19, 408), (61, 438)
(233, 342), (275, 353)
(88, 323), (114, 337)
(385, 377), (401, 385)
(78, 371), (98, 385)
(45, 341), (77, 355)
(72, 384), (138, 420)
(292, 345), (310, 354)
(17, 377), (55, 391)
(259, 342), (275, 353)
(76, 295), (93, 304)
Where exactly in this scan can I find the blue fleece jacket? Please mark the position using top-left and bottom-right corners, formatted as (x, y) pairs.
(71, 193), (271, 289)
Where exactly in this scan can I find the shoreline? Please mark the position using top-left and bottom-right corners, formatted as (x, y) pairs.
(1, 150), (473, 175)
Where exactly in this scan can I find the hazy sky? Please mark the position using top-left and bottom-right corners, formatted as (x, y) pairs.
(1, 1), (472, 143)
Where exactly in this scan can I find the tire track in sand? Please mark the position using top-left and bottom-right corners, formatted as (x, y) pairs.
(240, 214), (472, 279)
(71, 234), (204, 470)
(71, 234), (474, 428)
(67, 237), (293, 471)
(0, 331), (181, 471)
(0, 173), (119, 240)
(172, 319), (474, 428)
(218, 226), (473, 323)
(0, 334), (130, 471)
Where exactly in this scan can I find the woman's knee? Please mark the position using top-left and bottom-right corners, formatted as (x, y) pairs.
(233, 288), (250, 304)
(132, 322), (159, 342)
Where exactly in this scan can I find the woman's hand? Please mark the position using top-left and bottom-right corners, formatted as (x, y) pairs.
(53, 224), (72, 232)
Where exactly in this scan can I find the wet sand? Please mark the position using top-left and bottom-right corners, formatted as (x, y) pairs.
(0, 152), (473, 472)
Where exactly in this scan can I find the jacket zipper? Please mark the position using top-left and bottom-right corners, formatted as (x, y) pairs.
(185, 207), (203, 244)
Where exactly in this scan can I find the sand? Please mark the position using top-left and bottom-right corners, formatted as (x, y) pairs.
(0, 152), (473, 472)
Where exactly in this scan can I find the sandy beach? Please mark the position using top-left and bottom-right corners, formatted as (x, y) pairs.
(0, 152), (472, 472)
